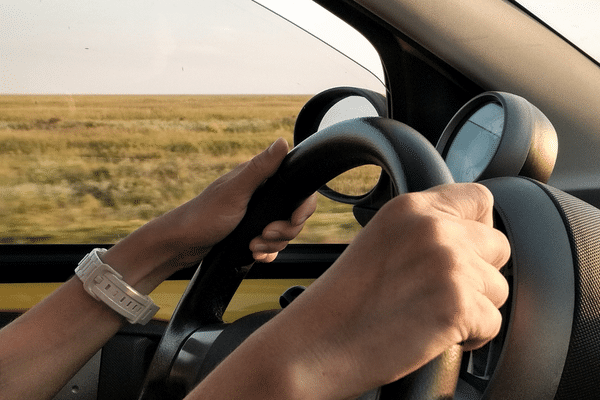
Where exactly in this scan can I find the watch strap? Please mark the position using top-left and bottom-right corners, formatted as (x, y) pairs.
(75, 248), (159, 325)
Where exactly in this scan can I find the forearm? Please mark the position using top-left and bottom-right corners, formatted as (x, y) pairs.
(187, 320), (315, 400)
(0, 278), (125, 400)
(187, 312), (369, 400)
(0, 139), (314, 399)
(188, 184), (510, 400)
(187, 280), (368, 400)
(0, 217), (186, 400)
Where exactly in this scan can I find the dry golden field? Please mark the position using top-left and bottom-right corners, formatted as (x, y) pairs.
(0, 95), (380, 244)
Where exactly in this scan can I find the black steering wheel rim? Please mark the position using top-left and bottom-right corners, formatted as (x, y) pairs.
(138, 116), (456, 400)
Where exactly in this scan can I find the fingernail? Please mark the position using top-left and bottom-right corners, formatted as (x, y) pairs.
(253, 244), (268, 252)
(268, 137), (284, 154)
(268, 140), (278, 154)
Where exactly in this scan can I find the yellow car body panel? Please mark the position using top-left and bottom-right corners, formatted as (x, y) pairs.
(0, 279), (314, 322)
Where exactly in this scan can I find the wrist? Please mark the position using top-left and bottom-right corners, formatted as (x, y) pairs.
(100, 219), (186, 295)
(76, 248), (160, 324)
(101, 202), (214, 295)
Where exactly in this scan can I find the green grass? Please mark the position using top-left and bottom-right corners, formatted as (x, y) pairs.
(0, 95), (381, 244)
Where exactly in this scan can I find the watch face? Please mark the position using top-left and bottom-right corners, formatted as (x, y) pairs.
(444, 102), (504, 182)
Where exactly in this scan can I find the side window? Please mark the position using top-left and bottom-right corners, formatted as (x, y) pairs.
(0, 0), (385, 245)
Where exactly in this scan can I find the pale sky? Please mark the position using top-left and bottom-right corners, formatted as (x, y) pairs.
(0, 0), (385, 95)
(1, 0), (597, 95)
(518, 0), (600, 62)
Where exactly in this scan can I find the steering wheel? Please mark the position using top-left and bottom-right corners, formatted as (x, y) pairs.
(137, 116), (459, 400)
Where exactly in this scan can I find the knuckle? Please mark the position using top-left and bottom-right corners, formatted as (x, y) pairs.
(430, 244), (461, 271)
(393, 191), (426, 214)
(416, 214), (447, 240)
(472, 183), (494, 204)
(471, 183), (495, 217)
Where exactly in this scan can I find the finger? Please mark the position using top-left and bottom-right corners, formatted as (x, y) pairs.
(426, 183), (495, 226)
(232, 137), (289, 196)
(261, 221), (304, 241)
(250, 234), (293, 255)
(255, 194), (316, 241)
(460, 219), (511, 270)
(253, 251), (278, 263)
(290, 193), (317, 226)
(460, 294), (504, 351)
(249, 195), (315, 263)
(464, 256), (510, 309)
(426, 182), (512, 267)
(485, 266), (510, 309)
(250, 221), (303, 262)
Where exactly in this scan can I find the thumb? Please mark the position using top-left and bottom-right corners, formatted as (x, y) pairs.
(233, 137), (289, 195)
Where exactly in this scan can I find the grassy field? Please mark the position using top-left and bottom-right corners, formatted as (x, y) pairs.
(0, 95), (381, 244)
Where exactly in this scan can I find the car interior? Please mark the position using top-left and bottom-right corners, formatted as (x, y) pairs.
(3, 0), (600, 399)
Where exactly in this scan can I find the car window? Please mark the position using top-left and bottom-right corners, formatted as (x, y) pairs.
(515, 0), (600, 62)
(0, 0), (385, 246)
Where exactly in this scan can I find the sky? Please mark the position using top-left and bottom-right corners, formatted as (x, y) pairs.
(0, 0), (385, 95)
(1, 0), (598, 95)
(517, 0), (600, 61)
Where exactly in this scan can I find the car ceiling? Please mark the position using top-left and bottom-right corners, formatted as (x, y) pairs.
(325, 0), (600, 203)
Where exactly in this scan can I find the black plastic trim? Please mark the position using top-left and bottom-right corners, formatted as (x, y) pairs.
(315, 0), (482, 144)
(0, 243), (344, 283)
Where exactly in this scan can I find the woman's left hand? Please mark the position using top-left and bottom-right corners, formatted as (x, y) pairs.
(171, 137), (317, 263)
(103, 138), (317, 293)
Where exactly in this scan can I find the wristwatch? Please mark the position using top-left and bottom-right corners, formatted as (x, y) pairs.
(75, 248), (159, 325)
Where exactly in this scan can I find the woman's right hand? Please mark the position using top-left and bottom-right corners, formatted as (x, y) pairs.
(192, 183), (511, 400)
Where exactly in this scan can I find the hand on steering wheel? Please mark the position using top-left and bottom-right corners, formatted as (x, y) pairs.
(139, 117), (510, 400)
(104, 138), (316, 295)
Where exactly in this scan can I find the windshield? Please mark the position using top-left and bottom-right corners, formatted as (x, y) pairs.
(515, 0), (600, 62)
